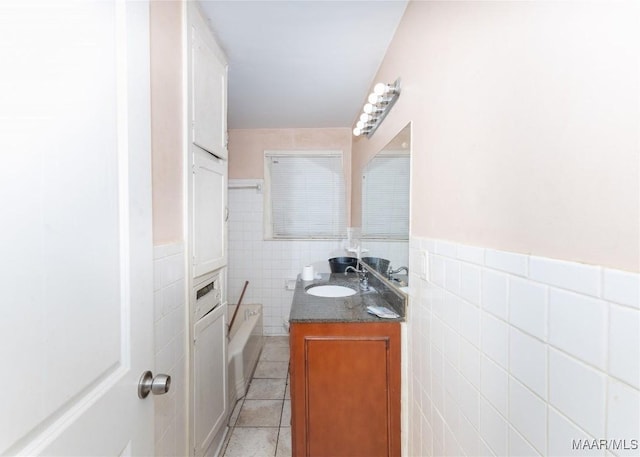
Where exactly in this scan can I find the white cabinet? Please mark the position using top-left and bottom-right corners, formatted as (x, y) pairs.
(193, 302), (227, 457)
(187, 4), (229, 457)
(192, 148), (227, 277)
(188, 2), (228, 279)
(190, 4), (227, 159)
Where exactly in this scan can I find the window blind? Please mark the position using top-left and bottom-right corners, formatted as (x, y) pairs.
(361, 155), (410, 239)
(266, 152), (346, 239)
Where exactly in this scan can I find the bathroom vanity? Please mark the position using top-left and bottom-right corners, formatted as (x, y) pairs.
(289, 272), (404, 457)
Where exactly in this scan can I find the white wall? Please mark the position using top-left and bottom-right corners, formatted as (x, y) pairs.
(153, 244), (188, 456)
(149, 3), (187, 456)
(406, 237), (639, 456)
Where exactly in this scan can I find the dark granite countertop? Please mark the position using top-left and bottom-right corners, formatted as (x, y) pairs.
(289, 272), (406, 323)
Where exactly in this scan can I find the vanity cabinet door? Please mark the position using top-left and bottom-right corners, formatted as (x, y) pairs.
(290, 322), (401, 457)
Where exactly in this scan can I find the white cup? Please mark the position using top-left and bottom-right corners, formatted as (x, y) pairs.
(302, 265), (314, 281)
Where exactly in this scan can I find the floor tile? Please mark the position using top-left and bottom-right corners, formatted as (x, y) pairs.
(281, 400), (291, 428)
(223, 337), (292, 457)
(223, 427), (278, 457)
(246, 378), (286, 400)
(236, 399), (283, 427)
(260, 345), (290, 362)
(265, 336), (289, 348)
(276, 427), (292, 457)
(254, 361), (289, 379)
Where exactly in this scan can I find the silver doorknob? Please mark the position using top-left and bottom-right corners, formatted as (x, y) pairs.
(138, 370), (171, 399)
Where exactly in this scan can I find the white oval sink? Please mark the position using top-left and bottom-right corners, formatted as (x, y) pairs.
(306, 285), (357, 298)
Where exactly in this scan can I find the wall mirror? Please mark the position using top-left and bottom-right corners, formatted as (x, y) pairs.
(361, 122), (411, 240)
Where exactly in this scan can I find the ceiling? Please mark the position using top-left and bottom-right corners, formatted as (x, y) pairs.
(198, 1), (408, 130)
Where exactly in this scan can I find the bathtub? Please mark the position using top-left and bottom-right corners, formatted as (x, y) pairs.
(227, 303), (264, 405)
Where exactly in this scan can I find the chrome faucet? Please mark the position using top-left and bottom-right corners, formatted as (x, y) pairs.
(388, 266), (408, 278)
(345, 265), (370, 291)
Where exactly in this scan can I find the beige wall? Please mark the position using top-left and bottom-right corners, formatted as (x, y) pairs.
(352, 1), (640, 272)
(228, 127), (353, 218)
(150, 0), (184, 245)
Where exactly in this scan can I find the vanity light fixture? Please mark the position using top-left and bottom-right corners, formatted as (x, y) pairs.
(353, 79), (401, 138)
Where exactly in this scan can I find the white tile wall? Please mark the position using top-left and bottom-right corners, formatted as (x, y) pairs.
(509, 327), (547, 399)
(481, 314), (508, 369)
(548, 289), (608, 370)
(480, 398), (509, 456)
(459, 299), (481, 348)
(509, 377), (547, 453)
(549, 348), (607, 438)
(603, 269), (640, 309)
(609, 304), (640, 389)
(481, 269), (509, 320)
(606, 379), (640, 457)
(460, 263), (481, 306)
(529, 256), (601, 297)
(227, 179), (409, 335)
(485, 249), (528, 277)
(510, 426), (542, 457)
(407, 236), (640, 457)
(548, 407), (600, 457)
(481, 356), (508, 416)
(153, 243), (187, 457)
(456, 243), (485, 265)
(509, 277), (548, 341)
(459, 337), (481, 389)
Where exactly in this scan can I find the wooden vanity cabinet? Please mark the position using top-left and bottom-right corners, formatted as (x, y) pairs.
(289, 322), (401, 457)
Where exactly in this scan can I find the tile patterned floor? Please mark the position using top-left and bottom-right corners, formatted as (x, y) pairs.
(221, 336), (291, 457)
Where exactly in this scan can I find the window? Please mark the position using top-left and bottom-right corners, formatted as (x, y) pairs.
(361, 154), (410, 239)
(264, 151), (346, 239)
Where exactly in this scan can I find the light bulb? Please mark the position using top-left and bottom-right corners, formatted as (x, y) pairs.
(360, 112), (371, 122)
(353, 127), (361, 136)
(363, 103), (374, 114)
(356, 120), (365, 129)
(373, 83), (389, 96)
(368, 93), (380, 104)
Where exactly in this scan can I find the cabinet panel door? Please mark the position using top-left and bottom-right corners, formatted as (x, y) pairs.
(193, 304), (227, 457)
(307, 337), (390, 456)
(290, 323), (401, 457)
(191, 22), (226, 159)
(193, 148), (227, 277)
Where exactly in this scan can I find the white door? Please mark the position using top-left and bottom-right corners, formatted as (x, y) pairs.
(0, 1), (154, 455)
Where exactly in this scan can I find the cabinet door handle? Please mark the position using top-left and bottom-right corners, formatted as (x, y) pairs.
(225, 207), (229, 222)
